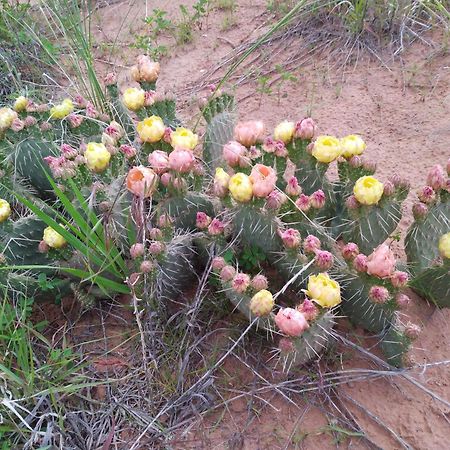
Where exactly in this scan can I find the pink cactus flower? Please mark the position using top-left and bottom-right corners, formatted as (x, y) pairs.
(126, 166), (157, 198)
(148, 150), (170, 174)
(303, 235), (321, 254)
(297, 298), (319, 321)
(212, 256), (226, 271)
(251, 274), (268, 291)
(366, 244), (396, 278)
(196, 212), (212, 229)
(130, 243), (145, 259)
(234, 120), (265, 147)
(353, 254), (368, 272)
(278, 228), (301, 249)
(266, 190), (287, 210)
(294, 118), (317, 140)
(396, 293), (411, 309)
(391, 271), (409, 288)
(295, 194), (311, 212)
(310, 189), (326, 209)
(275, 308), (309, 337)
(427, 164), (446, 190)
(249, 164), (277, 198)
(232, 273), (251, 293)
(342, 242), (359, 260)
(314, 250), (334, 270)
(168, 148), (195, 173)
(220, 265), (236, 282)
(208, 218), (225, 236)
(285, 176), (302, 196)
(369, 285), (390, 304)
(223, 141), (248, 167)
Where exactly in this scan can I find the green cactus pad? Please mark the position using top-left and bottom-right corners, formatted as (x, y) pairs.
(409, 262), (450, 307)
(147, 99), (181, 129)
(380, 322), (413, 368)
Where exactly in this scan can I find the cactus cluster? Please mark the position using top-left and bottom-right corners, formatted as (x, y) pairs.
(0, 55), (448, 370)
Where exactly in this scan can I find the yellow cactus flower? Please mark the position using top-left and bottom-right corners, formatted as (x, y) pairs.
(305, 273), (341, 308)
(137, 116), (165, 143)
(85, 142), (111, 172)
(0, 107), (18, 131)
(13, 96), (29, 112)
(250, 289), (274, 316)
(50, 98), (74, 119)
(340, 134), (366, 158)
(122, 87), (145, 111)
(273, 121), (295, 144)
(43, 226), (67, 249)
(0, 199), (11, 223)
(171, 127), (198, 150)
(312, 135), (341, 163)
(353, 176), (384, 205)
(438, 232), (450, 259)
(229, 173), (253, 203)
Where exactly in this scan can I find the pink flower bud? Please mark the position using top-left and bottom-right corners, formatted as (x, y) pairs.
(10, 118), (24, 132)
(158, 214), (173, 228)
(297, 298), (319, 321)
(40, 122), (52, 132)
(412, 202), (428, 219)
(36, 104), (49, 113)
(38, 240), (50, 253)
(24, 116), (37, 127)
(212, 256), (226, 271)
(427, 164), (446, 190)
(285, 176), (302, 196)
(105, 122), (124, 141)
(251, 274), (268, 291)
(390, 271), (409, 288)
(275, 308), (309, 337)
(192, 161), (205, 176)
(405, 322), (421, 339)
(369, 285), (390, 304)
(353, 254), (368, 272)
(208, 218), (225, 236)
(383, 180), (395, 196)
(232, 273), (251, 293)
(149, 228), (162, 240)
(248, 145), (261, 159)
(144, 90), (156, 107)
(99, 113), (110, 122)
(120, 144), (137, 159)
(314, 250), (334, 270)
(223, 141), (248, 167)
(104, 72), (117, 85)
(67, 114), (84, 128)
(278, 228), (301, 249)
(294, 117), (317, 140)
(148, 150), (169, 174)
(163, 127), (172, 144)
(389, 174), (402, 187)
(396, 293), (411, 309)
(266, 190), (287, 210)
(295, 194), (311, 212)
(447, 158), (450, 176)
(274, 140), (288, 157)
(130, 243), (145, 259)
(74, 155), (86, 166)
(417, 186), (436, 204)
(85, 102), (99, 119)
(74, 95), (87, 108)
(160, 172), (172, 187)
(279, 337), (295, 353)
(220, 265), (236, 282)
(126, 272), (141, 288)
(303, 235), (321, 254)
(345, 195), (360, 210)
(168, 148), (195, 173)
(61, 144), (78, 159)
(310, 189), (326, 209)
(362, 160), (377, 172)
(196, 212), (212, 229)
(366, 244), (396, 278)
(234, 120), (265, 147)
(342, 242), (359, 260)
(262, 137), (276, 154)
(149, 241), (165, 255)
(140, 260), (153, 273)
(349, 155), (362, 168)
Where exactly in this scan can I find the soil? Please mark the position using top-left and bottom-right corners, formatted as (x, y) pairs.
(36, 1), (450, 449)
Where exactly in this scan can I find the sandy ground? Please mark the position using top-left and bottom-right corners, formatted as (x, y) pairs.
(37, 1), (450, 448)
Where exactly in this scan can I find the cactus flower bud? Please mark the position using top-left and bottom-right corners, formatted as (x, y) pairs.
(234, 120), (265, 147)
(340, 135), (366, 158)
(126, 166), (158, 198)
(342, 242), (359, 260)
(10, 118), (24, 132)
(412, 202), (428, 219)
(249, 164), (277, 198)
(404, 322), (421, 339)
(160, 172), (173, 187)
(266, 190), (287, 210)
(168, 148), (195, 173)
(147, 151), (169, 174)
(213, 168), (230, 198)
(149, 241), (165, 255)
(390, 271), (409, 288)
(249, 289), (274, 316)
(312, 135), (341, 163)
(275, 308), (309, 336)
(232, 273), (251, 293)
(362, 159), (377, 172)
(305, 273), (341, 308)
(273, 121), (295, 144)
(229, 173), (253, 202)
(295, 194), (311, 212)
(223, 141), (248, 167)
(130, 243), (145, 259)
(158, 214), (173, 229)
(285, 176), (302, 196)
(349, 155), (362, 167)
(447, 158), (450, 175)
(427, 164), (446, 190)
(61, 144), (78, 160)
(345, 194), (360, 210)
(353, 254), (368, 272)
(144, 90), (156, 107)
(137, 116), (165, 143)
(212, 256), (226, 271)
(24, 116), (37, 127)
(220, 265), (236, 282)
(134, 55), (160, 82)
(383, 180), (395, 196)
(297, 298), (319, 321)
(38, 240), (50, 254)
(149, 228), (162, 240)
(438, 232), (450, 259)
(294, 117), (316, 140)
(303, 235), (321, 254)
(104, 72), (117, 85)
(366, 244), (396, 278)
(310, 189), (326, 209)
(396, 293), (411, 309)
(417, 186), (436, 204)
(251, 274), (268, 291)
(353, 176), (384, 205)
(0, 199), (11, 223)
(279, 228), (301, 249)
(140, 260), (154, 273)
(314, 250), (334, 270)
(279, 337), (295, 353)
(120, 144), (137, 159)
(369, 285), (390, 304)
(196, 212), (212, 229)
(105, 121), (124, 141)
(208, 218), (225, 236)
(43, 226), (67, 249)
(67, 114), (84, 128)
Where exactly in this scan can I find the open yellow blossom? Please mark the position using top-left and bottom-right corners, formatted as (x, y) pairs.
(273, 121), (295, 144)
(50, 98), (74, 119)
(13, 96), (29, 112)
(0, 199), (11, 223)
(312, 135), (341, 163)
(137, 116), (165, 143)
(305, 273), (341, 308)
(250, 289), (274, 316)
(122, 87), (145, 111)
(0, 107), (18, 131)
(438, 232), (450, 259)
(353, 176), (384, 205)
(43, 226), (67, 249)
(85, 142), (111, 172)
(171, 127), (198, 150)
(229, 173), (253, 203)
(340, 134), (366, 158)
